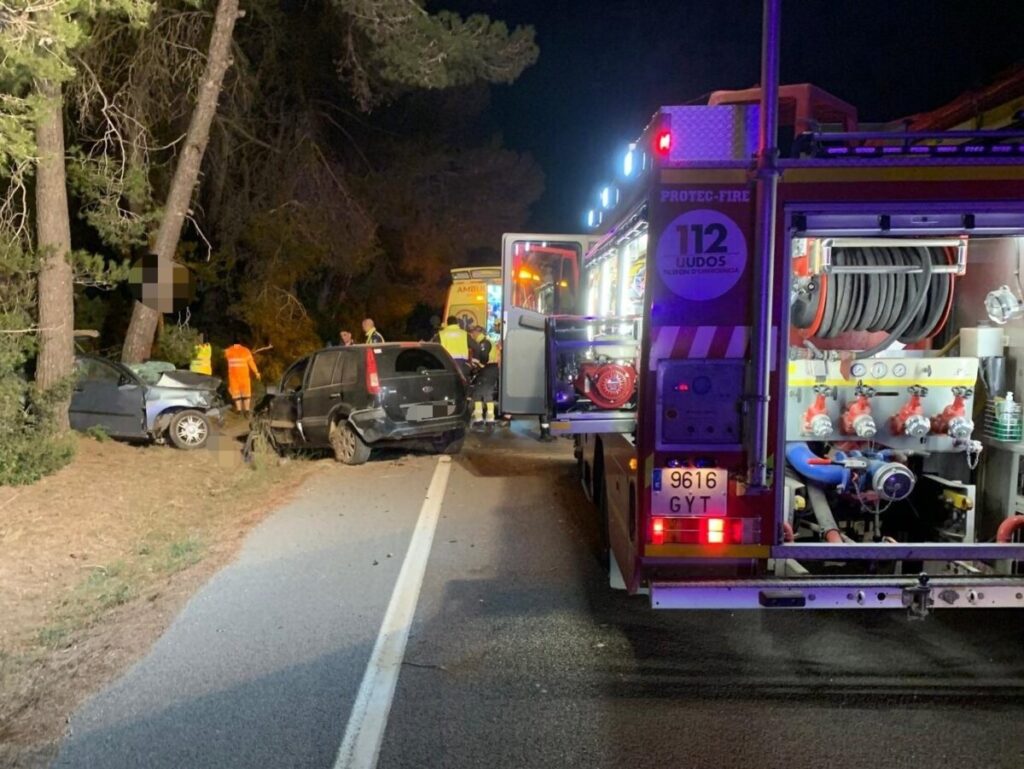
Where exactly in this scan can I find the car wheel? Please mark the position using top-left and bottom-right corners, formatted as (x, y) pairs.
(331, 421), (371, 465)
(168, 410), (210, 450)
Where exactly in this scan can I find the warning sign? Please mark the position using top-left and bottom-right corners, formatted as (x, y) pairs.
(656, 208), (747, 301)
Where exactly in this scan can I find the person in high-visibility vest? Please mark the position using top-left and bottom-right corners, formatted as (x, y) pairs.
(469, 326), (499, 428)
(438, 315), (472, 378)
(361, 318), (385, 345)
(223, 341), (261, 417)
(189, 334), (212, 375)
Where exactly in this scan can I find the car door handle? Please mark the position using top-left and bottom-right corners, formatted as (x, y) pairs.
(329, 393), (342, 399)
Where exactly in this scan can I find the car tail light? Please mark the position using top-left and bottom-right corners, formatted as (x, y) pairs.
(651, 517), (665, 545)
(365, 348), (380, 395)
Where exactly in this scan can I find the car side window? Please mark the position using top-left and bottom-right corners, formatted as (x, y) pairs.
(308, 351), (341, 389)
(76, 358), (121, 383)
(335, 352), (359, 387)
(282, 360), (307, 393)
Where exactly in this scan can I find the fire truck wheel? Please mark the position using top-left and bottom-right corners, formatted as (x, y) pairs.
(597, 478), (611, 569)
(331, 421), (371, 465)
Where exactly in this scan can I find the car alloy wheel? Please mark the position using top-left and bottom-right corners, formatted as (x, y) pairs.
(169, 410), (210, 450)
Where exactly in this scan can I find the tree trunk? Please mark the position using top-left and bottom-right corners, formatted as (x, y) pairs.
(34, 78), (75, 432)
(121, 0), (242, 363)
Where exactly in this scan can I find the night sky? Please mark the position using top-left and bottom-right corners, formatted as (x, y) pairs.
(446, 0), (1023, 231)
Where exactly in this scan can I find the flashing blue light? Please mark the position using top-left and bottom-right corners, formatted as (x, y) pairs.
(600, 186), (611, 208)
(586, 209), (596, 227)
(623, 148), (635, 177)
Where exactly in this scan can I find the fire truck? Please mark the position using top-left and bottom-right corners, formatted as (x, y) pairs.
(498, 78), (1024, 614)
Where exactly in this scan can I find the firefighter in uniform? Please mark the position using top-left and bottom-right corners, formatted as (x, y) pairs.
(189, 334), (212, 375)
(223, 341), (261, 417)
(438, 315), (472, 378)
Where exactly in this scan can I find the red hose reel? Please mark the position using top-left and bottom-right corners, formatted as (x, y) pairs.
(575, 362), (637, 409)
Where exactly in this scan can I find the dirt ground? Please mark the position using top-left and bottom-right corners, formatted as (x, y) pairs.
(0, 420), (322, 768)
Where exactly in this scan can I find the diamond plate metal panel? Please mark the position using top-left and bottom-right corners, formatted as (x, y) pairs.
(664, 105), (759, 162)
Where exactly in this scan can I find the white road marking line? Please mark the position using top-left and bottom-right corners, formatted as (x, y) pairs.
(333, 456), (452, 769)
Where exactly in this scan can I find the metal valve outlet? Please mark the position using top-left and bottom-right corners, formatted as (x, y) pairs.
(851, 413), (877, 438)
(946, 415), (975, 441)
(902, 413), (932, 439)
(807, 413), (834, 438)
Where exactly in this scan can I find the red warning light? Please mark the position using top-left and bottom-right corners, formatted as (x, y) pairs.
(652, 517), (666, 545)
(675, 382), (690, 392)
(655, 130), (672, 155)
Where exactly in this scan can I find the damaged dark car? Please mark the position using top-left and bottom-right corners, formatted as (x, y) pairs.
(249, 343), (469, 464)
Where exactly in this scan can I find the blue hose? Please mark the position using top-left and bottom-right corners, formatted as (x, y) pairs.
(785, 442), (850, 489)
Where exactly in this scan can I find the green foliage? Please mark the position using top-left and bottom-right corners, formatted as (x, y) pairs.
(156, 322), (201, 368)
(0, 241), (76, 486)
(72, 249), (131, 288)
(84, 424), (110, 442)
(67, 150), (158, 252)
(337, 1), (539, 109)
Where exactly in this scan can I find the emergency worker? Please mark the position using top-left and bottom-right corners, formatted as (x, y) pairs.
(470, 326), (499, 428)
(224, 341), (261, 417)
(189, 333), (212, 375)
(362, 318), (384, 345)
(438, 315), (472, 378)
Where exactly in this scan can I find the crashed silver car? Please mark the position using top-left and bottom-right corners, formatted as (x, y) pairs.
(70, 355), (224, 449)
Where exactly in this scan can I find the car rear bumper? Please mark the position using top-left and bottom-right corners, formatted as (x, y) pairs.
(348, 407), (470, 443)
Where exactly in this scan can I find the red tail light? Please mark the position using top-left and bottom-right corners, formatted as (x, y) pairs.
(655, 130), (672, 155)
(651, 517), (665, 545)
(365, 348), (380, 395)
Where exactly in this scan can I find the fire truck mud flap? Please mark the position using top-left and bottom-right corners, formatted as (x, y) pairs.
(649, 577), (1024, 612)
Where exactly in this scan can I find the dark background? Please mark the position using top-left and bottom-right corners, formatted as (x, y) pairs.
(445, 0), (1023, 230)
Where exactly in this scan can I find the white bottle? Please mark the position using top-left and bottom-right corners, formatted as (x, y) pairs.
(999, 391), (1019, 438)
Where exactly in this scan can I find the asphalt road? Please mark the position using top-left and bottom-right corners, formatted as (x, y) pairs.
(54, 424), (1024, 768)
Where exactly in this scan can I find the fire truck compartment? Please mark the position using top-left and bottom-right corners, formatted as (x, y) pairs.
(506, 87), (1024, 612)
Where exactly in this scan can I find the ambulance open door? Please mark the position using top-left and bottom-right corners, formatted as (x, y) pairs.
(500, 233), (592, 415)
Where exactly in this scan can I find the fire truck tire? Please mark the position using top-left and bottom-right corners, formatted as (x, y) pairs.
(597, 483), (610, 568)
(594, 448), (610, 567)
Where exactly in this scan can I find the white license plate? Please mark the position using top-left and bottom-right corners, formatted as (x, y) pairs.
(652, 468), (728, 516)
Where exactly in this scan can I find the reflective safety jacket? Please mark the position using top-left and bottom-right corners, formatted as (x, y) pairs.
(224, 344), (259, 380)
(439, 324), (469, 360)
(189, 342), (212, 375)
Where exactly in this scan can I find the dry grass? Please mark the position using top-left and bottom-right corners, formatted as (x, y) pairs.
(0, 422), (320, 766)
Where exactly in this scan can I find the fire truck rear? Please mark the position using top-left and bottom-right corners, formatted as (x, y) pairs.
(498, 83), (1024, 615)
